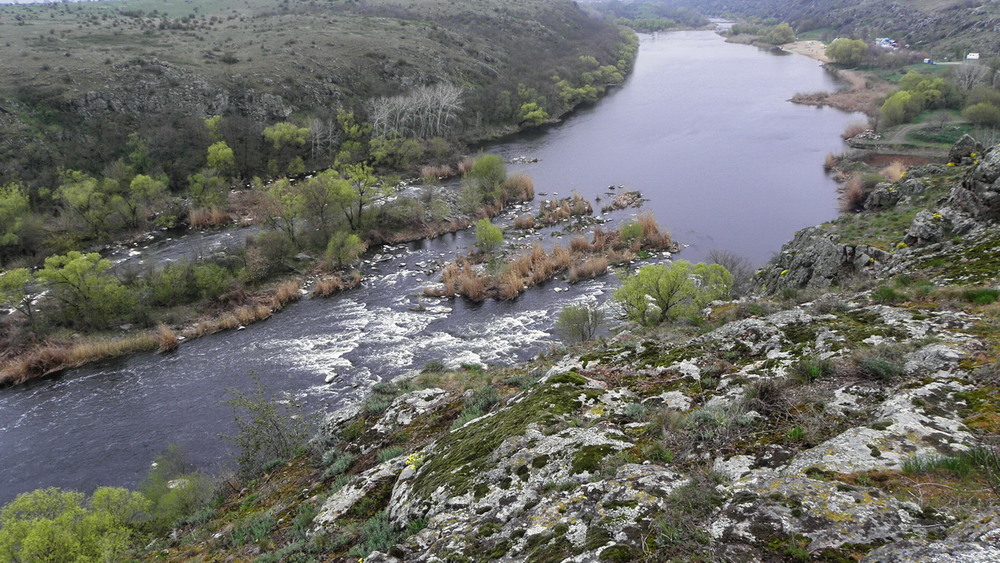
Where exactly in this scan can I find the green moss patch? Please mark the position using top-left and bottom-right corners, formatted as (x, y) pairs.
(410, 378), (603, 498)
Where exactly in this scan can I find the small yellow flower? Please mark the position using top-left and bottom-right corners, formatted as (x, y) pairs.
(780, 269), (789, 276)
(900, 172), (907, 178)
(971, 152), (978, 157)
(896, 242), (907, 249)
(932, 212), (943, 220)
(406, 453), (424, 470)
(947, 162), (956, 166)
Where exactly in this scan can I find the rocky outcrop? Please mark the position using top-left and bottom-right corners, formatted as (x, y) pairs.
(755, 226), (891, 292)
(304, 297), (993, 561)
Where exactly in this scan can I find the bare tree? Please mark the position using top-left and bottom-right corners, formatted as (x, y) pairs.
(952, 62), (991, 92)
(367, 83), (463, 140)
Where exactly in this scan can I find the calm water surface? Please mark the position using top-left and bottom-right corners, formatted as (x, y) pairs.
(0, 31), (860, 504)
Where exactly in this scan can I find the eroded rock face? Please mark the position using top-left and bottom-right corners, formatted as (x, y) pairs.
(949, 133), (984, 164)
(756, 226), (892, 292)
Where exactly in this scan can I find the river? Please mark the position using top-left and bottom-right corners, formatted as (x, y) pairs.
(0, 31), (862, 504)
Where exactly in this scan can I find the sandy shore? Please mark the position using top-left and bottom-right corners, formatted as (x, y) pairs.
(781, 40), (889, 114)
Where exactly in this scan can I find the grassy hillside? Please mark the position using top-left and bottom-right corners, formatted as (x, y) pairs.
(0, 0), (632, 188)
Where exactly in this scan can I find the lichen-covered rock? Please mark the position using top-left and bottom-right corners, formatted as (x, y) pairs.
(864, 183), (902, 211)
(949, 133), (984, 164)
(905, 210), (949, 246)
(313, 457), (407, 529)
(373, 388), (450, 434)
(862, 508), (1000, 561)
(756, 226), (892, 292)
(713, 475), (944, 555)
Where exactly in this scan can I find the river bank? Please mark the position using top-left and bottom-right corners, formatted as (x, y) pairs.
(0, 30), (865, 506)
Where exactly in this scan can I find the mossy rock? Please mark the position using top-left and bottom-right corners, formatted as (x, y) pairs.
(410, 379), (604, 498)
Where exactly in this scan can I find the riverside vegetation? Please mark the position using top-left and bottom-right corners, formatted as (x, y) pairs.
(0, 0), (644, 384)
(5, 137), (1000, 561)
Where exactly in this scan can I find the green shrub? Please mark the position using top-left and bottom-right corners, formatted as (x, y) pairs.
(961, 288), (1000, 305)
(789, 357), (834, 384)
(377, 446), (406, 463)
(474, 218), (503, 254)
(872, 286), (904, 304)
(139, 445), (214, 532)
(555, 303), (605, 343)
(614, 261), (732, 325)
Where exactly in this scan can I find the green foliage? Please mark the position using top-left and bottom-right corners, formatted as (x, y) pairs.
(370, 136), (425, 170)
(474, 218), (503, 254)
(961, 288), (1000, 305)
(139, 445), (213, 532)
(825, 38), (868, 66)
(0, 487), (150, 562)
(0, 267), (38, 329)
(555, 303), (605, 343)
(206, 141), (235, 175)
(619, 221), (642, 243)
(613, 261), (732, 325)
(325, 231), (366, 269)
(187, 172), (227, 209)
(765, 22), (796, 45)
(193, 262), (234, 300)
(334, 109), (371, 166)
(55, 171), (122, 239)
(37, 251), (135, 329)
(263, 121), (310, 150)
(222, 375), (311, 481)
(963, 102), (1000, 127)
(466, 154), (507, 206)
(0, 182), (30, 258)
(347, 511), (403, 558)
(377, 446), (406, 462)
(518, 102), (549, 125)
(790, 356), (834, 384)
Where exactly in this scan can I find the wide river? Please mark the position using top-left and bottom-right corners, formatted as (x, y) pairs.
(0, 31), (862, 504)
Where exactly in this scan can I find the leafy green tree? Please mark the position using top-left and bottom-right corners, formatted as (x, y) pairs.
(55, 171), (122, 238)
(474, 218), (503, 254)
(187, 172), (227, 209)
(298, 170), (350, 243)
(0, 182), (30, 258)
(614, 261), (732, 325)
(0, 487), (150, 563)
(262, 178), (304, 247)
(825, 38), (868, 66)
(262, 122), (309, 150)
(460, 154), (508, 210)
(880, 90), (923, 127)
(325, 231), (366, 268)
(556, 303), (605, 343)
(766, 22), (796, 45)
(0, 268), (38, 331)
(333, 163), (385, 231)
(518, 102), (549, 125)
(206, 141), (235, 175)
(123, 174), (168, 228)
(334, 109), (371, 166)
(37, 251), (135, 329)
(963, 102), (1000, 127)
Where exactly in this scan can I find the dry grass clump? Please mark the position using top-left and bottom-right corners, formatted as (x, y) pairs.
(839, 177), (867, 214)
(502, 174), (535, 202)
(157, 325), (180, 353)
(312, 271), (362, 297)
(569, 235), (592, 254)
(879, 160), (907, 182)
(513, 214), (536, 230)
(189, 207), (232, 229)
(841, 121), (869, 140)
(0, 345), (72, 386)
(636, 211), (673, 248)
(190, 303), (273, 337)
(568, 257), (609, 283)
(838, 172), (883, 213)
(272, 280), (302, 306)
(824, 152), (841, 171)
(456, 269), (488, 302)
(456, 156), (476, 176)
(421, 164), (455, 184)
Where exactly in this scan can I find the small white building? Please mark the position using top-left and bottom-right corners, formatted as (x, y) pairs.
(967, 52), (981, 60)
